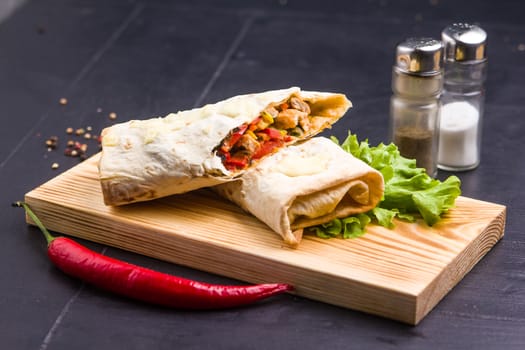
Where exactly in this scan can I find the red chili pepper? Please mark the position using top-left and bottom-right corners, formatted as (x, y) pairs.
(14, 202), (292, 309)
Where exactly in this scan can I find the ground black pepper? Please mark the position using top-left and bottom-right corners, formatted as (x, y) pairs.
(394, 127), (435, 174)
(389, 38), (442, 178)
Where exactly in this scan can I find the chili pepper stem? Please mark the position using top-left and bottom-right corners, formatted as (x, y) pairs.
(13, 201), (55, 245)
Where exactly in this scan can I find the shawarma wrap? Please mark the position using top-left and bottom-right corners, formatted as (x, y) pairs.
(99, 87), (351, 206)
(214, 137), (384, 247)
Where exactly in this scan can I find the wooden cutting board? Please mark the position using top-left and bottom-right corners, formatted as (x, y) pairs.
(24, 153), (506, 325)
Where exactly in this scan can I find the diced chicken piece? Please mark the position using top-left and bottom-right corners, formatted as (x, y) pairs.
(237, 134), (261, 154)
(289, 97), (311, 114)
(274, 109), (307, 130)
(263, 106), (279, 118)
(298, 114), (311, 133)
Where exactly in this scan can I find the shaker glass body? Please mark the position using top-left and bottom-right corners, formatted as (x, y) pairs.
(389, 68), (442, 177)
(437, 59), (487, 170)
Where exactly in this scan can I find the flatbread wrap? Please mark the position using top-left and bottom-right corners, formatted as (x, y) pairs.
(98, 87), (351, 206)
(214, 137), (385, 247)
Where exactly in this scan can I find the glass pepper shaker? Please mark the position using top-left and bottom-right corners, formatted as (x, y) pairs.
(438, 23), (487, 171)
(389, 38), (444, 177)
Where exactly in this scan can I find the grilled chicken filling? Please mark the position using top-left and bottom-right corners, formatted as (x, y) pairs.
(216, 96), (314, 171)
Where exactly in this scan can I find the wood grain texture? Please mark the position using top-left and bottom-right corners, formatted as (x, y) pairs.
(24, 153), (506, 325)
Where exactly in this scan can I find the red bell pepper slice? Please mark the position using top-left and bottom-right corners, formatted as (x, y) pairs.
(261, 128), (283, 140)
(224, 156), (249, 170)
(221, 124), (248, 152)
(252, 139), (284, 160)
(248, 117), (262, 131)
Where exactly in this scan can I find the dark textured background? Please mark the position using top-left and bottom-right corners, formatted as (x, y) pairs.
(1, 1), (524, 349)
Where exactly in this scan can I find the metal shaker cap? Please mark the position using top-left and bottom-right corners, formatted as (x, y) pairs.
(394, 38), (443, 75)
(442, 23), (487, 62)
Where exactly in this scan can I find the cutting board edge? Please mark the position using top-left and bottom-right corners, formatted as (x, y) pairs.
(413, 204), (506, 324)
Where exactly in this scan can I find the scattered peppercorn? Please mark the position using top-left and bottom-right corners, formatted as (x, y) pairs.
(42, 110), (107, 166)
(45, 136), (58, 150)
(63, 140), (90, 159)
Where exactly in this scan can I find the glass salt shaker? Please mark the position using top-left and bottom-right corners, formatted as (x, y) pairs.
(438, 23), (487, 171)
(389, 38), (444, 177)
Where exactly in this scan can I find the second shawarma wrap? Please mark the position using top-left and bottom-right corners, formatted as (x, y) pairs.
(214, 137), (384, 247)
(99, 87), (351, 206)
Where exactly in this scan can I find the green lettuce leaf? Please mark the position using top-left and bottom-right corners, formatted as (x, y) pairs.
(341, 214), (371, 239)
(312, 219), (342, 239)
(313, 131), (461, 239)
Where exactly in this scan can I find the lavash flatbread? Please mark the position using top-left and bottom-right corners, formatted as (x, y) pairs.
(214, 137), (384, 247)
(98, 87), (351, 205)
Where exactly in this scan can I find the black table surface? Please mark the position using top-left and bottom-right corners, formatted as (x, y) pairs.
(2, 0), (524, 349)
